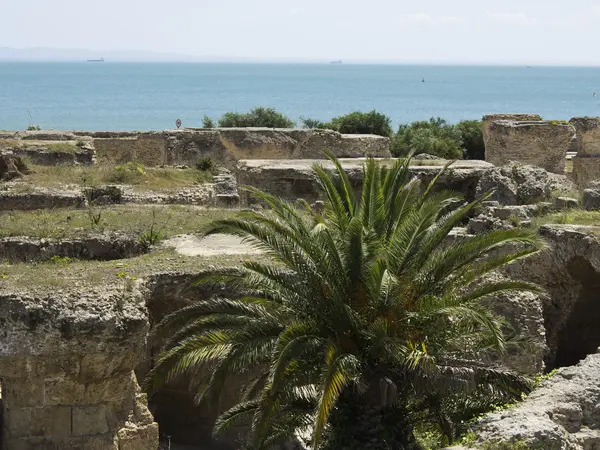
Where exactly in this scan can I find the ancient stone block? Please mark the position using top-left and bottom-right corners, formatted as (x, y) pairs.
(2, 379), (45, 407)
(583, 188), (600, 211)
(80, 353), (138, 382)
(5, 406), (72, 439)
(555, 196), (579, 210)
(482, 113), (542, 148)
(82, 435), (119, 450)
(484, 120), (575, 174)
(84, 373), (135, 404)
(44, 379), (86, 405)
(573, 155), (600, 187)
(117, 424), (160, 450)
(72, 405), (109, 436)
(36, 355), (81, 378)
(0, 356), (37, 379)
(570, 117), (600, 156)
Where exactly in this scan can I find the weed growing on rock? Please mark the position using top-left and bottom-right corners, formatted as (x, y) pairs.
(26, 124), (41, 131)
(49, 255), (72, 266)
(139, 208), (166, 247)
(195, 155), (215, 172)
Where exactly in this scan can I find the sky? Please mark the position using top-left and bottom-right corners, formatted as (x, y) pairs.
(2, 0), (600, 65)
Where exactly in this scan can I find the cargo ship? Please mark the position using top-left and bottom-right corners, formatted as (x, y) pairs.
(87, 57), (104, 62)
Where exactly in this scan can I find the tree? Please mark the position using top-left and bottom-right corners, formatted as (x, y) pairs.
(146, 153), (545, 449)
(327, 110), (393, 137)
(392, 117), (463, 159)
(457, 120), (485, 160)
(217, 107), (295, 128)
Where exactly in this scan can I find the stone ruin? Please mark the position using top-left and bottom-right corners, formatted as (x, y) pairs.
(570, 117), (600, 187)
(4, 125), (600, 449)
(483, 115), (574, 174)
(0, 286), (158, 449)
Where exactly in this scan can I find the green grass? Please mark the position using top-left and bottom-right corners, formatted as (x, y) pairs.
(0, 248), (267, 290)
(534, 209), (600, 227)
(0, 205), (237, 239)
(20, 164), (213, 191)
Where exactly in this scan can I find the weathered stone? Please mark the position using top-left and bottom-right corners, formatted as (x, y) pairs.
(117, 424), (160, 450)
(570, 117), (600, 156)
(0, 190), (85, 211)
(474, 352), (600, 449)
(484, 120), (575, 174)
(72, 405), (110, 436)
(582, 188), (600, 210)
(0, 150), (30, 181)
(83, 185), (123, 205)
(482, 113), (542, 148)
(504, 225), (600, 369)
(475, 167), (518, 205)
(2, 379), (45, 407)
(0, 233), (149, 263)
(83, 373), (136, 404)
(573, 155), (600, 187)
(5, 406), (72, 439)
(12, 146), (95, 166)
(44, 379), (86, 405)
(238, 159), (493, 205)
(555, 196), (579, 210)
(507, 163), (551, 204)
(16, 130), (79, 141)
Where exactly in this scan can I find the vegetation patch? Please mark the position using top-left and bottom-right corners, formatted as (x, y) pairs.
(19, 164), (213, 191)
(534, 209), (600, 227)
(0, 205), (237, 239)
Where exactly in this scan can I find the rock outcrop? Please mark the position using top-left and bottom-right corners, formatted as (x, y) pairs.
(482, 113), (542, 149)
(571, 117), (600, 187)
(0, 285), (159, 449)
(504, 225), (600, 369)
(484, 120), (575, 174)
(0, 151), (30, 181)
(474, 351), (600, 450)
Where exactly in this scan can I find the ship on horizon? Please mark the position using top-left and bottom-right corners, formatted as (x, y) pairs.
(330, 60), (342, 64)
(87, 57), (104, 62)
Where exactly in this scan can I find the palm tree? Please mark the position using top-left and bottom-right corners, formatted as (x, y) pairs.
(145, 153), (545, 450)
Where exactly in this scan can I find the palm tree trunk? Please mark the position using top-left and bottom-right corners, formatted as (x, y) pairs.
(321, 388), (419, 450)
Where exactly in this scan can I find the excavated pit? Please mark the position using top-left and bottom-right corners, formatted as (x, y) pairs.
(553, 256), (600, 368)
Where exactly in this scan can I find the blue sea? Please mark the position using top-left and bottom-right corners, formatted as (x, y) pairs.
(1, 63), (600, 131)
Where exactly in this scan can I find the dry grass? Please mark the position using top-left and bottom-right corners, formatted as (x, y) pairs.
(20, 164), (213, 191)
(0, 205), (238, 239)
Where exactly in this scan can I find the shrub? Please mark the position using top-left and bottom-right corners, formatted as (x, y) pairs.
(217, 107), (295, 128)
(195, 155), (215, 172)
(202, 115), (215, 128)
(299, 116), (327, 129)
(26, 125), (41, 131)
(327, 110), (393, 137)
(457, 120), (485, 160)
(392, 117), (463, 159)
(106, 162), (146, 184)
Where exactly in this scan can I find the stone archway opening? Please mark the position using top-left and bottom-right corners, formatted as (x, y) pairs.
(551, 256), (600, 369)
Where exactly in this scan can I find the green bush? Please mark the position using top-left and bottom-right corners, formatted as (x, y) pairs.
(327, 110), (393, 137)
(392, 117), (463, 159)
(457, 120), (485, 160)
(217, 107), (295, 128)
(299, 116), (327, 129)
(195, 155), (215, 172)
(106, 162), (147, 184)
(26, 125), (41, 131)
(202, 115), (216, 128)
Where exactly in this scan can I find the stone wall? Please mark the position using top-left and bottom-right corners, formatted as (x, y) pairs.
(570, 117), (600, 186)
(0, 286), (159, 449)
(484, 120), (575, 174)
(83, 129), (391, 168)
(481, 113), (542, 149)
(237, 159), (494, 205)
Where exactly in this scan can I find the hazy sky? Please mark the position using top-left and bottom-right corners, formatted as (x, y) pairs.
(2, 0), (600, 64)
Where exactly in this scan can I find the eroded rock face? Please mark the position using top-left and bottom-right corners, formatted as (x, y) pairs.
(0, 151), (30, 181)
(570, 117), (600, 187)
(482, 114), (542, 147)
(474, 351), (600, 450)
(504, 225), (600, 369)
(0, 285), (159, 449)
(484, 120), (575, 174)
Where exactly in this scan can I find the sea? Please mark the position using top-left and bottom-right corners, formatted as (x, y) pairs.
(1, 62), (600, 131)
